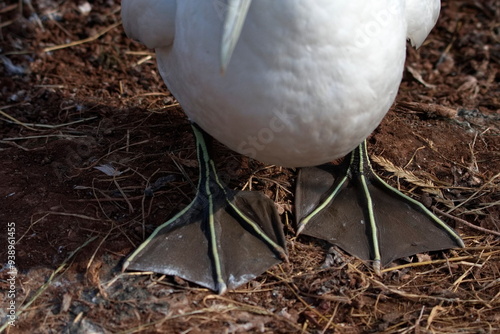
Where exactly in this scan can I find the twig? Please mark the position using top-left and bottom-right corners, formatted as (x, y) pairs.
(0, 110), (38, 131)
(10, 116), (98, 129)
(2, 134), (87, 141)
(203, 295), (303, 331)
(382, 252), (500, 273)
(446, 172), (500, 214)
(0, 140), (45, 151)
(433, 207), (500, 237)
(43, 21), (122, 53)
(369, 274), (491, 306)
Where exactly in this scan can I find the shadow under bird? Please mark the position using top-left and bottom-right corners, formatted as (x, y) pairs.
(121, 0), (464, 293)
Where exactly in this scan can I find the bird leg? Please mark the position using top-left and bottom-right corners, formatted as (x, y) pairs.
(124, 123), (287, 294)
(295, 141), (464, 273)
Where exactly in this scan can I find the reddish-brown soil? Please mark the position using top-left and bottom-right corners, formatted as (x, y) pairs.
(0, 0), (499, 333)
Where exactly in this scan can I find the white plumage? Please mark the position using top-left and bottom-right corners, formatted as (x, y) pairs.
(122, 0), (440, 167)
(121, 0), (466, 293)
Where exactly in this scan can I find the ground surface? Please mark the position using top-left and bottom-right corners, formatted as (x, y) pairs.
(0, 0), (499, 333)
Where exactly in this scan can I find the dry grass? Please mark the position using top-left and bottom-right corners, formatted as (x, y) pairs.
(0, 0), (499, 333)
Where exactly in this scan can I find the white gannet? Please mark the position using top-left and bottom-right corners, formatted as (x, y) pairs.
(121, 0), (463, 293)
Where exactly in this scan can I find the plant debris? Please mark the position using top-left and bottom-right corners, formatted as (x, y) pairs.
(0, 0), (499, 333)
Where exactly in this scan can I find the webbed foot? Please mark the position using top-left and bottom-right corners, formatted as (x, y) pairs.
(124, 124), (287, 293)
(295, 141), (464, 272)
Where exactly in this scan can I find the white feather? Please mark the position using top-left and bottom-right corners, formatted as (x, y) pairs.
(405, 0), (441, 48)
(121, 0), (176, 49)
(122, 0), (440, 167)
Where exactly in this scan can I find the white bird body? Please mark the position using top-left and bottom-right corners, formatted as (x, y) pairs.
(122, 1), (465, 293)
(122, 0), (440, 167)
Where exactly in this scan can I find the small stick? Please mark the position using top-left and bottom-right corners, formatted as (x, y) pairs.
(433, 207), (500, 237)
(43, 22), (121, 53)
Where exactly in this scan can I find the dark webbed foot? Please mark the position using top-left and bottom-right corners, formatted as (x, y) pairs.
(295, 141), (464, 272)
(124, 124), (287, 293)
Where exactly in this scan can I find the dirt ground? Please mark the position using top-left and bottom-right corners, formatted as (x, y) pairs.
(0, 0), (499, 333)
